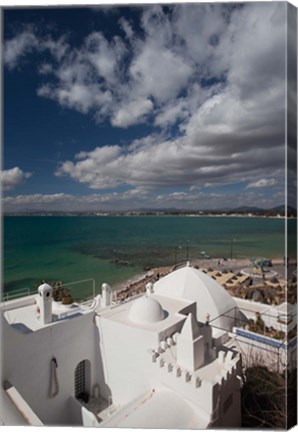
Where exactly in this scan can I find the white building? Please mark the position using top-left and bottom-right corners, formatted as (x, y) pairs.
(1, 264), (242, 428)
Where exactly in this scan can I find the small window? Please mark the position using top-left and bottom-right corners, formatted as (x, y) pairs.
(75, 360), (86, 399)
(75, 359), (91, 403)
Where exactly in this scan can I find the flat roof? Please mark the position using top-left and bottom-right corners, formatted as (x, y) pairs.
(98, 293), (194, 332)
(99, 387), (210, 429)
(2, 295), (94, 333)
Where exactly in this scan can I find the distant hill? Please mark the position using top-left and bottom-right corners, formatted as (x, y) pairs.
(272, 205), (297, 213)
(227, 204), (296, 216)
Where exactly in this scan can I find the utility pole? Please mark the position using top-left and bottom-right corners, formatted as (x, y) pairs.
(230, 238), (236, 259)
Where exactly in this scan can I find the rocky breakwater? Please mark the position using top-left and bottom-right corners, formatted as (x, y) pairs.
(115, 266), (172, 301)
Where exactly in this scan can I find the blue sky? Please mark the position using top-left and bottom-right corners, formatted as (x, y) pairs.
(2, 3), (289, 212)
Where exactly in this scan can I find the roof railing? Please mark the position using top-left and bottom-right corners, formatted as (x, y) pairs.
(1, 287), (31, 303)
(59, 278), (96, 301)
(2, 278), (96, 304)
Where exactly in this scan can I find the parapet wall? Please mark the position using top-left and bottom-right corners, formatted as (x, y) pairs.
(150, 333), (241, 421)
(232, 326), (297, 370)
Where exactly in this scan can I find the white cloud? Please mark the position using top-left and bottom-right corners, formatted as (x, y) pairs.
(3, 191), (151, 212)
(4, 193), (71, 204)
(154, 98), (188, 127)
(129, 42), (193, 104)
(246, 178), (277, 189)
(54, 132), (284, 193)
(4, 30), (38, 69)
(84, 32), (126, 84)
(42, 36), (69, 61)
(4, 30), (69, 70)
(1, 167), (32, 191)
(38, 63), (53, 75)
(4, 3), (287, 205)
(56, 146), (123, 189)
(3, 188), (282, 213)
(171, 3), (231, 74)
(112, 98), (153, 127)
(119, 17), (134, 40)
(4, 3), (286, 133)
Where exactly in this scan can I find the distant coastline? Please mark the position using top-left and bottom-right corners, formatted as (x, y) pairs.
(3, 206), (296, 219)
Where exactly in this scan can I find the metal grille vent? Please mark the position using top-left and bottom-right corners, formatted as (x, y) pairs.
(75, 360), (86, 399)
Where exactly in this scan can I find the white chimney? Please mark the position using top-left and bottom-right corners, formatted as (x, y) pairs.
(101, 283), (112, 307)
(38, 283), (53, 324)
(146, 282), (154, 295)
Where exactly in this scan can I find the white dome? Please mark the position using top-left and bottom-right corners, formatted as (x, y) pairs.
(154, 265), (239, 331)
(128, 296), (165, 324)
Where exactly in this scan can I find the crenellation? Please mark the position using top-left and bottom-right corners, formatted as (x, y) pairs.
(183, 370), (191, 382)
(193, 376), (202, 388)
(160, 340), (167, 350)
(221, 369), (228, 380)
(167, 337), (174, 346)
(225, 351), (233, 362)
(159, 358), (165, 368)
(151, 352), (158, 363)
(174, 365), (181, 377)
(218, 350), (226, 363)
(172, 332), (179, 344)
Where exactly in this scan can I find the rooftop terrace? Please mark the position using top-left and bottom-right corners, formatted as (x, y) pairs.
(2, 295), (96, 333)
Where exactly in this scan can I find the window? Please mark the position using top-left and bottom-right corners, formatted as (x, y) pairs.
(75, 360), (86, 399)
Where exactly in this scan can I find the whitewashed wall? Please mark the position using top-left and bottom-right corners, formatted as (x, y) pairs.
(96, 315), (161, 405)
(1, 310), (105, 425)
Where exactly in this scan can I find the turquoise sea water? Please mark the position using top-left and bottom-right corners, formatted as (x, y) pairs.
(3, 216), (288, 299)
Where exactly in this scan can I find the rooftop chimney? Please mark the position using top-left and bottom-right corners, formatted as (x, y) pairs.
(38, 283), (53, 324)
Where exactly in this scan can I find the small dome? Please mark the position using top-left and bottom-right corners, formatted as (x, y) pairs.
(38, 283), (52, 295)
(128, 296), (165, 324)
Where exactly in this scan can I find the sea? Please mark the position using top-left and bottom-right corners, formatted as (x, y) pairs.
(3, 215), (293, 300)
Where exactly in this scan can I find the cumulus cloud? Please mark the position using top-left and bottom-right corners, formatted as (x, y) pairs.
(112, 98), (153, 128)
(4, 4), (286, 127)
(129, 42), (193, 104)
(4, 193), (71, 204)
(154, 98), (189, 128)
(119, 17), (134, 40)
(3, 191), (151, 212)
(1, 167), (32, 190)
(246, 178), (277, 189)
(4, 3), (287, 206)
(54, 137), (285, 193)
(56, 145), (123, 189)
(4, 29), (69, 70)
(4, 30), (38, 69)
